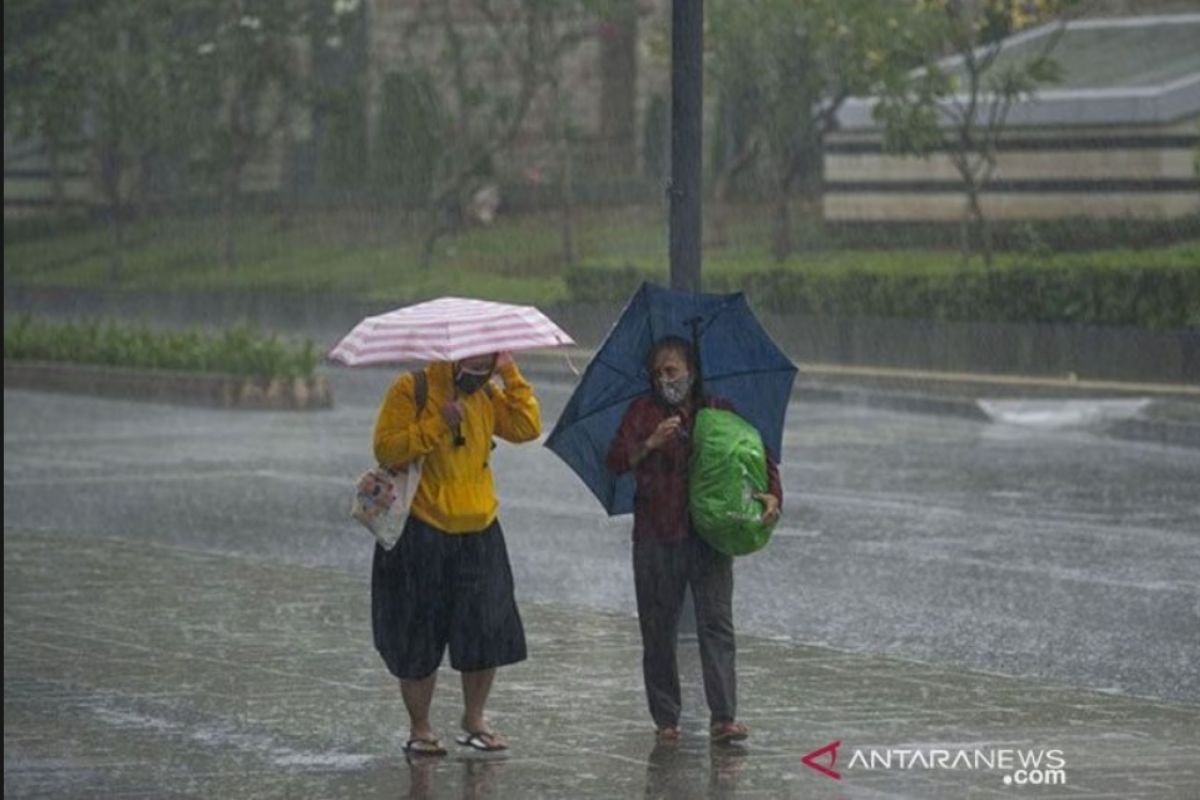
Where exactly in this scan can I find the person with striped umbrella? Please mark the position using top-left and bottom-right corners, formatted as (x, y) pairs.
(331, 298), (572, 756)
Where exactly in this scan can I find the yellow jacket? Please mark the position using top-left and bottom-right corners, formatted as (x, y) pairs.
(373, 360), (541, 534)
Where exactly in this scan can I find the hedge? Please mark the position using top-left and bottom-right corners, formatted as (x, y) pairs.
(3, 316), (320, 379)
(566, 256), (1200, 330)
(821, 216), (1200, 253)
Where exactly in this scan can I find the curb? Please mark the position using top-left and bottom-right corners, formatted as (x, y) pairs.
(1104, 418), (1200, 449)
(793, 382), (991, 421)
(510, 350), (1200, 449)
(4, 360), (334, 411)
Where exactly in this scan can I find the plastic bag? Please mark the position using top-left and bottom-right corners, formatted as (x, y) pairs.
(689, 408), (775, 556)
(350, 459), (423, 550)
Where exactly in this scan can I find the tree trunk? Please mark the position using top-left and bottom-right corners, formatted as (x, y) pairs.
(109, 198), (125, 284)
(598, 0), (638, 173)
(959, 203), (972, 267)
(47, 136), (67, 220)
(277, 97), (298, 231)
(100, 140), (124, 282)
(965, 183), (990, 268)
(980, 214), (994, 268)
(419, 212), (452, 271)
(221, 159), (243, 271)
(977, 192), (994, 268)
(711, 141), (757, 250)
(771, 187), (792, 263)
(711, 173), (732, 250)
(553, 78), (576, 271)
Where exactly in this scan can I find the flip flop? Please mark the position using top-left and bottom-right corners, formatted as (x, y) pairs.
(710, 721), (749, 743)
(456, 730), (508, 752)
(403, 737), (448, 757)
(656, 726), (682, 743)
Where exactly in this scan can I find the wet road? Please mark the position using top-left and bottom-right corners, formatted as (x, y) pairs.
(4, 368), (1199, 703)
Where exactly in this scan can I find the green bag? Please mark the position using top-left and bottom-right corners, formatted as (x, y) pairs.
(689, 408), (776, 556)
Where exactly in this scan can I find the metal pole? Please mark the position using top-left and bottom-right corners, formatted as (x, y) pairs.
(669, 0), (703, 294)
(670, 0), (703, 639)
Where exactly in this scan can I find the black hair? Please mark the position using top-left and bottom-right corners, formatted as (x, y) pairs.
(454, 352), (498, 372)
(646, 335), (696, 388)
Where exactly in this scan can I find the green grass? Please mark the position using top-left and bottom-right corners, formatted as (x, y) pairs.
(4, 207), (1197, 307)
(591, 238), (1200, 279)
(3, 211), (600, 303)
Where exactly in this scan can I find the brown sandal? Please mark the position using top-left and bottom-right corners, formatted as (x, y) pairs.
(403, 737), (448, 757)
(710, 721), (749, 743)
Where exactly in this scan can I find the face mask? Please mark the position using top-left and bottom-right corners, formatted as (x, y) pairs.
(657, 375), (692, 406)
(455, 367), (491, 395)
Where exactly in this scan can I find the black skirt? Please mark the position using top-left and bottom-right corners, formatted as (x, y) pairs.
(371, 514), (527, 680)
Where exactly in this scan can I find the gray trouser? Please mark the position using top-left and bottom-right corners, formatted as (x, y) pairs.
(633, 534), (736, 728)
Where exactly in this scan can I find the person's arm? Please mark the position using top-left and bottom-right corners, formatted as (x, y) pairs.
(490, 358), (542, 443)
(608, 401), (680, 474)
(373, 373), (451, 465)
(758, 456), (783, 523)
(607, 401), (646, 475)
(765, 457), (783, 507)
(714, 397), (782, 520)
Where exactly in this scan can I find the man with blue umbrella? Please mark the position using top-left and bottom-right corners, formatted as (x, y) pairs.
(546, 282), (796, 744)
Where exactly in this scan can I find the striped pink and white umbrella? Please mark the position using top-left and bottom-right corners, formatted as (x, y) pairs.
(328, 297), (575, 365)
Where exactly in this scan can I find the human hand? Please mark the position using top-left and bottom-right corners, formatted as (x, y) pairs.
(646, 416), (683, 450)
(754, 492), (781, 525)
(441, 400), (465, 428)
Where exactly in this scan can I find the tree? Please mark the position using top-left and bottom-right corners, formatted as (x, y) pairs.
(385, 0), (597, 270)
(185, 1), (300, 269)
(8, 0), (351, 272)
(548, 66), (579, 270)
(596, 0), (639, 173)
(180, 0), (356, 268)
(873, 0), (1072, 266)
(4, 0), (89, 220)
(310, 0), (370, 198)
(6, 0), (194, 279)
(707, 0), (928, 260)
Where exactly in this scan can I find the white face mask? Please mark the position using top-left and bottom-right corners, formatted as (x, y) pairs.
(657, 374), (693, 406)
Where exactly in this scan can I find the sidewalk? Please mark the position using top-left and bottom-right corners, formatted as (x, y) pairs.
(5, 529), (1198, 799)
(508, 348), (1200, 447)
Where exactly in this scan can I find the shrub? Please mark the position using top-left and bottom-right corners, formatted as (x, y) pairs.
(569, 247), (1200, 329)
(3, 316), (320, 379)
(822, 216), (1200, 252)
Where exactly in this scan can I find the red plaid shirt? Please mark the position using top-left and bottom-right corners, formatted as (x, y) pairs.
(607, 394), (783, 544)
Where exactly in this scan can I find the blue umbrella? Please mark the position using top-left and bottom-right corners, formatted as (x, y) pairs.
(545, 282), (797, 515)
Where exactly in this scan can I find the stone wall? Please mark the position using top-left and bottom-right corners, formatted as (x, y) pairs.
(824, 118), (1200, 221)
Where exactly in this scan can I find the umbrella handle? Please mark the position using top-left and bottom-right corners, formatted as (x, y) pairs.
(685, 316), (705, 403)
(449, 384), (467, 447)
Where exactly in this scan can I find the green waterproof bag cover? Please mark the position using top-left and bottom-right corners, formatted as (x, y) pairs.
(689, 408), (776, 556)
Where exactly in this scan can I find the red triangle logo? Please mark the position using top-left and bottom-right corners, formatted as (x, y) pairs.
(802, 740), (842, 780)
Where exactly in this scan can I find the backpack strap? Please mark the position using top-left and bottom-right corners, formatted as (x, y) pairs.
(412, 369), (428, 417)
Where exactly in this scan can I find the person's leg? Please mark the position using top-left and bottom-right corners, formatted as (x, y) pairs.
(688, 535), (738, 728)
(372, 518), (452, 751)
(460, 668), (503, 744)
(400, 672), (439, 741)
(447, 521), (525, 749)
(633, 538), (690, 731)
